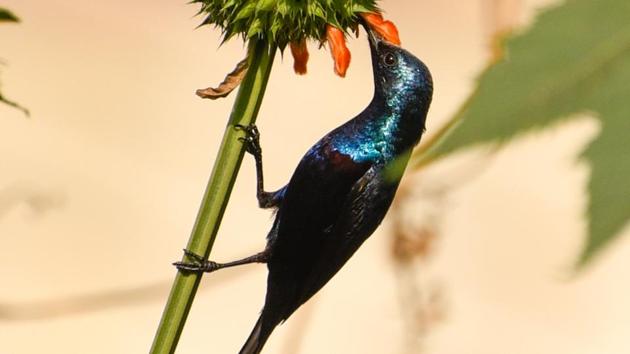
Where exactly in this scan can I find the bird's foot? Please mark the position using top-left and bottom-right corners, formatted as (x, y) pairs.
(173, 249), (221, 273)
(235, 124), (262, 156)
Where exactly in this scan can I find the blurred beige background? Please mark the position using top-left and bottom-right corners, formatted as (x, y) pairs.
(1, 0), (629, 353)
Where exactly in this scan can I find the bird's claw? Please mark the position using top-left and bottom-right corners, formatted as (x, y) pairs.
(173, 249), (220, 273)
(182, 248), (205, 262)
(235, 124), (262, 156)
(235, 123), (259, 137)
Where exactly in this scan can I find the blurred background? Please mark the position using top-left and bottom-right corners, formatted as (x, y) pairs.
(1, 0), (629, 353)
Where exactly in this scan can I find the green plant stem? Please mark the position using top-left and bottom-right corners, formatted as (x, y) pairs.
(150, 38), (276, 354)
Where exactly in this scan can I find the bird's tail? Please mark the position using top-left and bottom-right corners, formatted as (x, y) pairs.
(238, 313), (274, 354)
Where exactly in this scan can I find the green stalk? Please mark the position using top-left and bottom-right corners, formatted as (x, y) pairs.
(150, 39), (276, 354)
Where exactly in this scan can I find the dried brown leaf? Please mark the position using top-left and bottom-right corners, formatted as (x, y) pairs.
(196, 57), (249, 100)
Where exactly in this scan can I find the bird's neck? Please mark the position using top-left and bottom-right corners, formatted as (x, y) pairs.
(360, 91), (428, 156)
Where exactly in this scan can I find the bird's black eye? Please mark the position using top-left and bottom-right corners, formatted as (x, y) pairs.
(383, 52), (397, 67)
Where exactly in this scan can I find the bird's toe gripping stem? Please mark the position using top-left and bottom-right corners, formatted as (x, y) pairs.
(173, 249), (221, 273)
(235, 124), (262, 156)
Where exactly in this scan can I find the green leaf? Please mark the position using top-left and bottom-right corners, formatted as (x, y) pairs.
(414, 0), (630, 267)
(0, 8), (19, 23)
(234, 2), (256, 21)
(247, 17), (263, 38)
(256, 0), (276, 12)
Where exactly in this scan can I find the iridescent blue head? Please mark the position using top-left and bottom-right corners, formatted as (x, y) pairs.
(364, 23), (433, 119)
(322, 23), (433, 164)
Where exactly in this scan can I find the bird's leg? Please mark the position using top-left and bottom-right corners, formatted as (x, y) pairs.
(174, 249), (269, 273)
(235, 124), (284, 208)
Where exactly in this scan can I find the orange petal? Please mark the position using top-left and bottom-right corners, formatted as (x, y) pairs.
(360, 12), (401, 46)
(326, 25), (351, 77)
(290, 40), (309, 75)
(361, 12), (385, 26)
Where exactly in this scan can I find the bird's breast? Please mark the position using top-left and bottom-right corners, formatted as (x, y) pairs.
(328, 128), (397, 164)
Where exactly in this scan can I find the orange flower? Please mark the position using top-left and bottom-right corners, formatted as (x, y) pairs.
(326, 25), (351, 77)
(286, 12), (400, 77)
(289, 39), (309, 75)
(360, 12), (401, 46)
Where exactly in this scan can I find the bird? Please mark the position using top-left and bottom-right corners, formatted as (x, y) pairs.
(174, 21), (433, 354)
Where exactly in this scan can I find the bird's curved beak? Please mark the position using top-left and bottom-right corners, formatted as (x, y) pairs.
(360, 18), (383, 51)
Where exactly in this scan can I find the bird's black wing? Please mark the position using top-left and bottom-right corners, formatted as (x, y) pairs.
(268, 139), (374, 251)
(263, 138), (403, 323)
(260, 139), (376, 319)
(294, 162), (400, 307)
